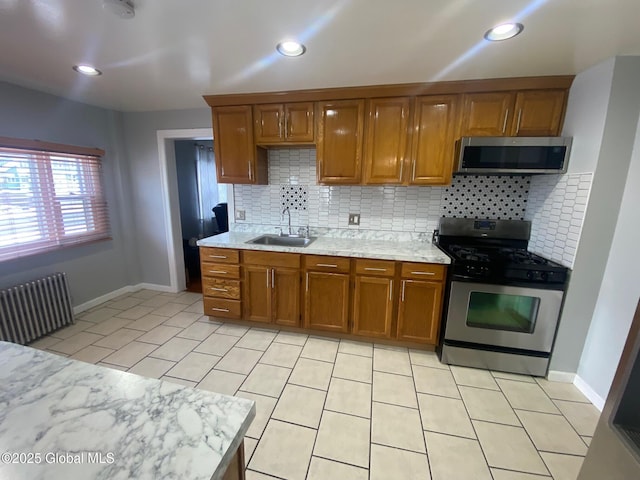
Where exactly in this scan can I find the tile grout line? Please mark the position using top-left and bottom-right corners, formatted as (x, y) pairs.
(409, 361), (434, 480)
(302, 339), (336, 480)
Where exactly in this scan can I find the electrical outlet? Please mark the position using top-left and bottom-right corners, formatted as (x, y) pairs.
(235, 210), (245, 221)
(348, 213), (360, 226)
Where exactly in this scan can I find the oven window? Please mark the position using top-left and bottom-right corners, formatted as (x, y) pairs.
(466, 292), (540, 333)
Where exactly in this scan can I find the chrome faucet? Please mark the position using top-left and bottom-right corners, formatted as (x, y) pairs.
(282, 207), (292, 236)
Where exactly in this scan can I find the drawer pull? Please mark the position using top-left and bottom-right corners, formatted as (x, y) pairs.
(210, 287), (228, 292)
(208, 254), (227, 259)
(316, 263), (338, 268)
(209, 270), (228, 274)
(411, 271), (435, 276)
(211, 307), (230, 313)
(364, 267), (387, 272)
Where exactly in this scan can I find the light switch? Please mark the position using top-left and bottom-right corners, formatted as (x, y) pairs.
(348, 213), (360, 226)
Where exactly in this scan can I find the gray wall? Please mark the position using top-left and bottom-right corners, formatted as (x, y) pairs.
(551, 57), (640, 380)
(577, 115), (640, 400)
(0, 81), (138, 305)
(120, 108), (211, 287)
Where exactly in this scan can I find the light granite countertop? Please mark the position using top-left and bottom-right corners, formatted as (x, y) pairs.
(197, 231), (451, 264)
(0, 342), (255, 480)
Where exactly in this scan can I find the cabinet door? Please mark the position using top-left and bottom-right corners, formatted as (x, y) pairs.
(211, 105), (268, 184)
(273, 267), (300, 327)
(243, 265), (271, 323)
(510, 90), (567, 136)
(352, 276), (394, 338)
(397, 279), (443, 344)
(316, 99), (365, 184)
(254, 104), (284, 143)
(304, 271), (350, 332)
(362, 97), (411, 184)
(285, 102), (315, 142)
(410, 95), (459, 185)
(460, 92), (515, 137)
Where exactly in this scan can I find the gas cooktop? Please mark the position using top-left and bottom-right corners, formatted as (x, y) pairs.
(435, 218), (569, 286)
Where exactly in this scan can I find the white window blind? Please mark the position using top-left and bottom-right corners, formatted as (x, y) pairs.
(0, 138), (110, 262)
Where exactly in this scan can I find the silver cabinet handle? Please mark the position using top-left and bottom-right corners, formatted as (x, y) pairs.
(278, 112), (283, 139)
(248, 161), (253, 181)
(210, 287), (228, 292)
(411, 271), (435, 276)
(284, 114), (289, 139)
(364, 267), (387, 272)
(209, 270), (227, 274)
(502, 109), (509, 133)
(515, 109), (522, 133)
(389, 280), (393, 301)
(401, 280), (406, 302)
(306, 272), (309, 292)
(271, 268), (275, 289)
(316, 263), (338, 268)
(208, 255), (227, 259)
(211, 307), (230, 313)
(266, 269), (269, 288)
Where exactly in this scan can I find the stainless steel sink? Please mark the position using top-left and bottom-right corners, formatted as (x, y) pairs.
(247, 234), (316, 248)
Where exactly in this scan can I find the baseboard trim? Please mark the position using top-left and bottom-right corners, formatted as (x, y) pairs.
(574, 374), (606, 412)
(73, 282), (177, 314)
(547, 370), (576, 383)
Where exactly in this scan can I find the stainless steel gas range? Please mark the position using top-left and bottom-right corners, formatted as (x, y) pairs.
(434, 217), (569, 377)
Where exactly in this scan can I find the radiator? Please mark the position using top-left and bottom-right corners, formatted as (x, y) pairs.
(0, 273), (75, 345)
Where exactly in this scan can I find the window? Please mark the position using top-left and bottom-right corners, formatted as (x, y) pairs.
(0, 137), (110, 262)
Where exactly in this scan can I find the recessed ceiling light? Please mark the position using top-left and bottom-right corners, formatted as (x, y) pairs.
(73, 65), (102, 76)
(484, 23), (524, 41)
(276, 41), (306, 57)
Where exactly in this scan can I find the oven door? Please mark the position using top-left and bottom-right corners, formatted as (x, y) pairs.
(444, 281), (563, 353)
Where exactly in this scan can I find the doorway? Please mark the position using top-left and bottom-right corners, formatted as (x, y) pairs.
(156, 128), (234, 293)
(174, 140), (227, 292)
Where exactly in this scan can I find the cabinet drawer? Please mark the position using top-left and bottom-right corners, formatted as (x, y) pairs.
(201, 263), (241, 279)
(401, 263), (445, 281)
(202, 278), (241, 300)
(200, 247), (239, 264)
(203, 297), (241, 319)
(242, 250), (300, 268)
(355, 259), (396, 277)
(304, 255), (351, 273)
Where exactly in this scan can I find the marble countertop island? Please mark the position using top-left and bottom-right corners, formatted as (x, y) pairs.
(197, 231), (451, 265)
(0, 341), (255, 480)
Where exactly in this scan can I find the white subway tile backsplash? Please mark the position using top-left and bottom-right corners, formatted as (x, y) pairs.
(525, 172), (593, 268)
(233, 148), (591, 262)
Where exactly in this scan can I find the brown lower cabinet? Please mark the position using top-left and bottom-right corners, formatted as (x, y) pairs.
(303, 255), (351, 333)
(201, 247), (242, 319)
(200, 247), (446, 346)
(243, 251), (301, 326)
(352, 259), (396, 338)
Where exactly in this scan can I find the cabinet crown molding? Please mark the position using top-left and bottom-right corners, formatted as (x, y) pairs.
(203, 75), (575, 107)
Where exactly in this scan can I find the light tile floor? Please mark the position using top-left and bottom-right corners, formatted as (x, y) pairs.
(29, 289), (601, 480)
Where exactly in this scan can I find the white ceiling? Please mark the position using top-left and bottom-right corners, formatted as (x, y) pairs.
(1, 0), (639, 112)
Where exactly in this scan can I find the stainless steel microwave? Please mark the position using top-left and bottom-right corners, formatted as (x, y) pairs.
(455, 136), (572, 175)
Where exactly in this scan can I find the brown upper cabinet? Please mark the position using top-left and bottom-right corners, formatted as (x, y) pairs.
(510, 90), (566, 136)
(253, 102), (315, 144)
(316, 99), (365, 184)
(212, 105), (267, 184)
(362, 97), (411, 184)
(205, 77), (573, 186)
(460, 89), (567, 137)
(409, 95), (459, 185)
(460, 92), (515, 137)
